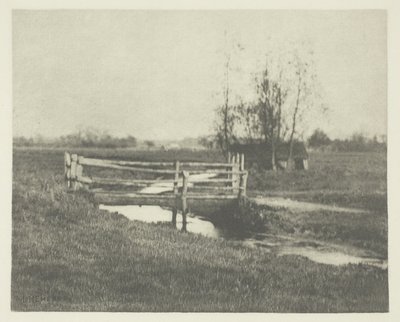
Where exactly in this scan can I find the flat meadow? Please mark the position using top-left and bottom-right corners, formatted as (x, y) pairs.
(11, 147), (388, 312)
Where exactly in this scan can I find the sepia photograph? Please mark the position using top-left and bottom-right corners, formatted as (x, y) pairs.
(3, 3), (396, 316)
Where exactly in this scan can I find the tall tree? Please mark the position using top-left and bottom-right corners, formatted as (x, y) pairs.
(255, 66), (281, 170)
(252, 47), (321, 170)
(216, 43), (232, 154)
(286, 50), (318, 169)
(308, 129), (331, 147)
(214, 40), (324, 170)
(214, 32), (243, 155)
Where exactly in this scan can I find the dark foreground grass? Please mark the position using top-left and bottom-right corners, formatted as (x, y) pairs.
(11, 149), (388, 312)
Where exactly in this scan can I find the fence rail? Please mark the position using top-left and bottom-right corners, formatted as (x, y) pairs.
(79, 157), (236, 168)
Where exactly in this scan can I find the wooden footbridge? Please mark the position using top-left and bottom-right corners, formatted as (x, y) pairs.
(64, 152), (248, 227)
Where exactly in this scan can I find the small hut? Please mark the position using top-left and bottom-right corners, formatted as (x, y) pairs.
(229, 141), (309, 170)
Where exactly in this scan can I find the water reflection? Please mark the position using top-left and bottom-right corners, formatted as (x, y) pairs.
(99, 204), (387, 270)
(278, 247), (387, 269)
(99, 204), (222, 238)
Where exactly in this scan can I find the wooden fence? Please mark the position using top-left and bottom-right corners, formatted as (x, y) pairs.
(64, 152), (248, 229)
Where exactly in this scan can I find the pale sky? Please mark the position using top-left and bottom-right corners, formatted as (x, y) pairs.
(12, 10), (386, 140)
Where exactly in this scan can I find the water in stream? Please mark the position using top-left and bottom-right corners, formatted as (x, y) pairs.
(99, 204), (387, 270)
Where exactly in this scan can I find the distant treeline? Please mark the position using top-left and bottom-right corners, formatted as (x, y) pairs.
(198, 130), (387, 153)
(14, 129), (387, 153)
(307, 129), (387, 153)
(14, 130), (139, 149)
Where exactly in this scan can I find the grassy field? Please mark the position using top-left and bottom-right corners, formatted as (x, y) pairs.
(247, 151), (387, 211)
(236, 199), (387, 257)
(11, 148), (388, 311)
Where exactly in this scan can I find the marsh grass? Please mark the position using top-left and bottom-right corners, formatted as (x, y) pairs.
(236, 199), (387, 257)
(11, 148), (388, 312)
(247, 152), (387, 211)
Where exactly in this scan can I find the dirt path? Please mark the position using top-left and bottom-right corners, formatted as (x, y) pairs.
(249, 196), (370, 214)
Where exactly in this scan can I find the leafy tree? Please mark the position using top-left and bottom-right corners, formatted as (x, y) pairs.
(213, 38), (325, 170)
(253, 63), (286, 170)
(308, 129), (331, 147)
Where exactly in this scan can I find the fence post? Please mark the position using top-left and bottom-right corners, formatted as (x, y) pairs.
(232, 155), (240, 194)
(172, 161), (180, 226)
(181, 171), (189, 232)
(64, 152), (71, 189)
(77, 156), (86, 190)
(226, 152), (232, 186)
(173, 161), (180, 195)
(231, 153), (237, 188)
(70, 154), (78, 190)
(238, 171), (248, 198)
(238, 154), (247, 198)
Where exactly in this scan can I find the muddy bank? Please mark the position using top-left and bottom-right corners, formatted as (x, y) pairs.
(236, 197), (387, 258)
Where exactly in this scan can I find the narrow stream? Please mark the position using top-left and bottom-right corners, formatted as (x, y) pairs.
(99, 204), (387, 270)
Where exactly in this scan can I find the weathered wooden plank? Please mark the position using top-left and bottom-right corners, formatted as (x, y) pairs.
(181, 171), (189, 230)
(180, 162), (233, 167)
(190, 185), (235, 191)
(81, 176), (234, 185)
(80, 158), (233, 168)
(94, 193), (176, 207)
(70, 154), (77, 177)
(95, 192), (175, 198)
(64, 152), (71, 188)
(177, 193), (239, 199)
(79, 156), (243, 175)
(99, 159), (174, 167)
(227, 152), (232, 184)
(172, 208), (178, 226)
(238, 171), (248, 198)
(231, 161), (240, 194)
(71, 154), (78, 190)
(76, 162), (84, 190)
(186, 169), (246, 175)
(173, 161), (180, 195)
(81, 176), (174, 186)
(79, 157), (177, 174)
(89, 188), (174, 195)
(93, 191), (237, 200)
(190, 178), (233, 183)
(64, 152), (71, 167)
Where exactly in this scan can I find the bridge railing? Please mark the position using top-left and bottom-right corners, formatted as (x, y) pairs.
(64, 151), (248, 230)
(64, 152), (248, 199)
